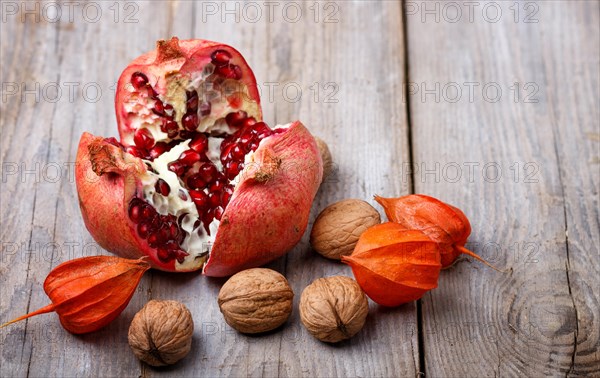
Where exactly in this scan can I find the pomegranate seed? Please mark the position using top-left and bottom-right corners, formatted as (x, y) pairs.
(203, 208), (215, 233)
(199, 163), (217, 183)
(210, 179), (224, 192)
(225, 111), (247, 127)
(126, 146), (146, 158)
(240, 117), (256, 129)
(179, 130), (195, 140)
(164, 103), (173, 111)
(133, 128), (155, 150)
(250, 141), (259, 151)
(189, 190), (208, 209)
(148, 86), (159, 98)
(150, 142), (169, 159)
(220, 140), (234, 155)
(148, 234), (160, 248)
(224, 161), (240, 180)
(187, 174), (207, 190)
(155, 179), (171, 196)
(189, 134), (208, 153)
(254, 122), (272, 138)
(215, 64), (239, 79)
(231, 145), (245, 161)
(187, 90), (198, 99)
(216, 64), (242, 80)
(174, 249), (189, 263)
(168, 223), (179, 239)
(168, 161), (186, 176)
(153, 100), (165, 116)
(157, 247), (170, 262)
(131, 72), (148, 90)
(239, 136), (253, 151)
(178, 149), (202, 166)
(186, 93), (199, 112)
(215, 207), (224, 220)
(231, 65), (243, 79)
(221, 152), (232, 165)
(209, 192), (221, 208)
(137, 222), (151, 238)
(141, 206), (154, 218)
(222, 186), (234, 205)
(182, 112), (199, 131)
(199, 102), (211, 117)
(211, 49), (232, 66)
(104, 137), (122, 148)
(165, 120), (179, 138)
(158, 228), (170, 243)
(128, 200), (144, 223)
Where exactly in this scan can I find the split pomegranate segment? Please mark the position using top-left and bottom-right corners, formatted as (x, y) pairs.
(117, 110), (279, 266)
(76, 38), (323, 276)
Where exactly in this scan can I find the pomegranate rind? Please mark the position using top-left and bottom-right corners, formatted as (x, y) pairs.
(115, 37), (262, 143)
(76, 122), (323, 275)
(203, 121), (323, 276)
(75, 133), (181, 271)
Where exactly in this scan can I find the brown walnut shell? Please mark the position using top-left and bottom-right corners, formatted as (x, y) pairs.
(310, 199), (381, 260)
(218, 268), (293, 334)
(128, 300), (194, 367)
(299, 276), (369, 343)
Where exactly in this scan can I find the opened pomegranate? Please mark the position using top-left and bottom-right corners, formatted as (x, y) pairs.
(76, 38), (323, 276)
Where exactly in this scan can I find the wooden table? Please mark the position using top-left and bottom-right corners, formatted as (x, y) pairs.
(1, 1), (598, 376)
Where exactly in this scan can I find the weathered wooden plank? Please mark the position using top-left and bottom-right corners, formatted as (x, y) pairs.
(538, 3), (600, 375)
(1, 7), (67, 377)
(2, 1), (415, 377)
(274, 2), (416, 377)
(149, 1), (416, 377)
(406, 0), (599, 376)
(1, 1), (193, 377)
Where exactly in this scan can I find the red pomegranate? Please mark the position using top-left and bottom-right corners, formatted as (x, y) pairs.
(75, 38), (323, 276)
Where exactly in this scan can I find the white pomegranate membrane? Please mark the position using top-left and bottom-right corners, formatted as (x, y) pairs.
(118, 49), (284, 270)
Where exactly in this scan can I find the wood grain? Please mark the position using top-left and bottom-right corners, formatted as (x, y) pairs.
(406, 1), (599, 376)
(1, 1), (415, 377)
(1, 0), (597, 377)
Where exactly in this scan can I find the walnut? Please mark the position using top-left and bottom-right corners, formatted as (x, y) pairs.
(299, 276), (369, 343)
(218, 268), (293, 334)
(314, 136), (333, 182)
(128, 300), (194, 366)
(310, 199), (381, 260)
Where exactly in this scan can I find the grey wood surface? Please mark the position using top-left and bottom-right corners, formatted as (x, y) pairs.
(0, 1), (597, 377)
(407, 1), (599, 376)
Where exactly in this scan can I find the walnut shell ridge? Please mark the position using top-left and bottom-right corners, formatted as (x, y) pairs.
(299, 276), (369, 343)
(218, 268), (294, 334)
(310, 199), (381, 260)
(128, 300), (194, 366)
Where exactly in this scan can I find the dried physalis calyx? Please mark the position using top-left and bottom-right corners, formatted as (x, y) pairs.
(299, 276), (368, 343)
(218, 268), (293, 334)
(0, 256), (150, 334)
(310, 199), (381, 260)
(375, 194), (500, 270)
(342, 223), (442, 307)
(128, 300), (194, 367)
